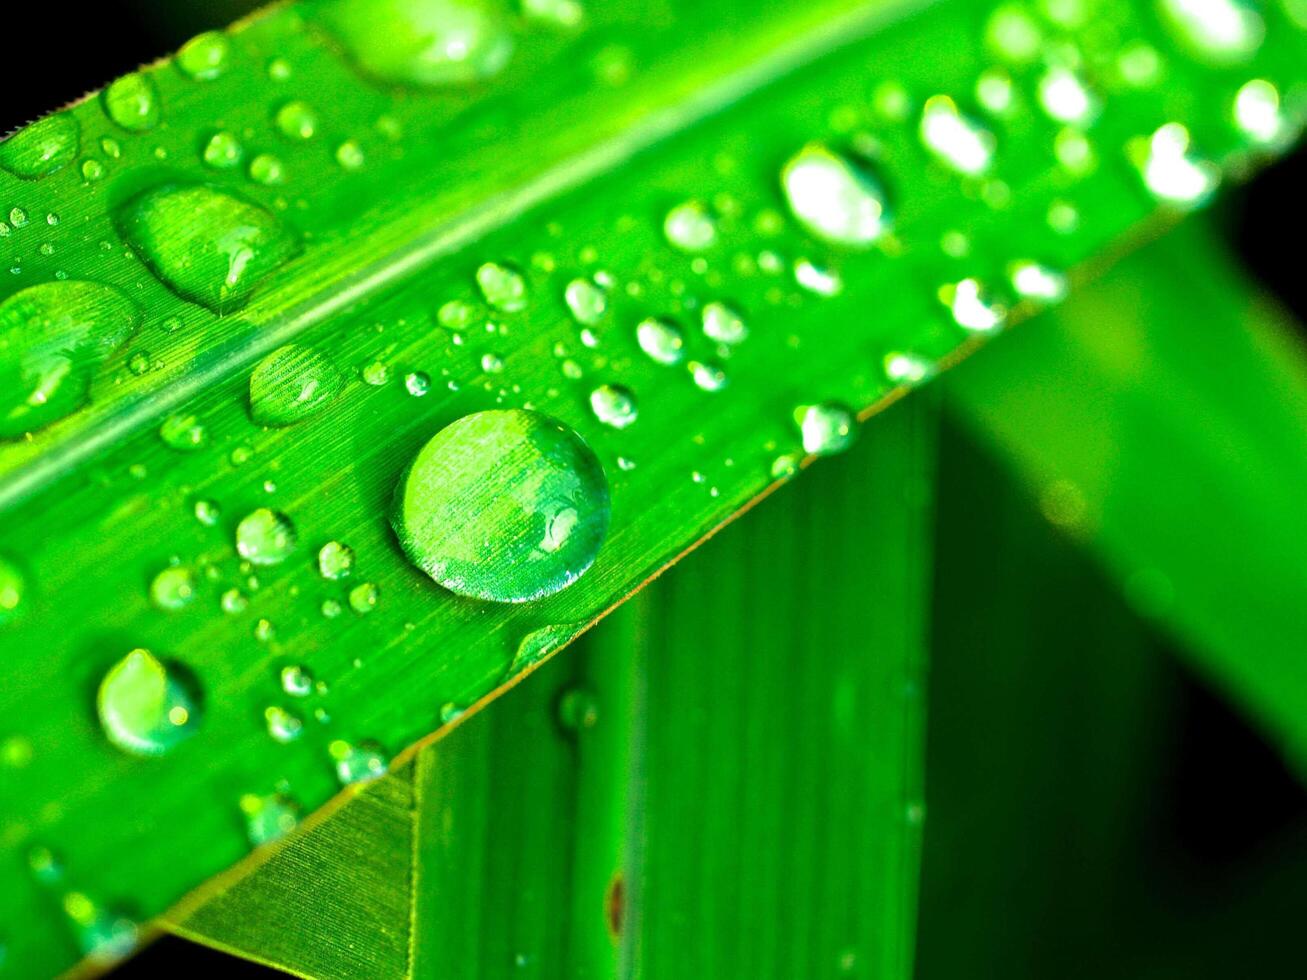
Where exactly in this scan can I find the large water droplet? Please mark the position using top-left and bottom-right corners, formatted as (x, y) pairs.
(97, 649), (201, 757)
(317, 0), (516, 88)
(919, 96), (995, 176)
(249, 344), (344, 426)
(781, 144), (892, 247)
(235, 508), (297, 565)
(1158, 0), (1264, 64)
(101, 73), (161, 133)
(392, 409), (610, 602)
(1233, 79), (1286, 146)
(796, 403), (856, 456)
(0, 281), (142, 439)
(0, 113), (79, 179)
(116, 184), (300, 312)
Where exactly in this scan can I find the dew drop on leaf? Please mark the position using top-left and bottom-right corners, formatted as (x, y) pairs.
(249, 344), (344, 426)
(176, 31), (232, 81)
(116, 185), (300, 311)
(564, 277), (608, 325)
(318, 541), (355, 580)
(0, 556), (26, 624)
(1157, 0), (1264, 64)
(796, 403), (856, 456)
(635, 316), (685, 365)
(476, 261), (529, 311)
(0, 114), (79, 179)
(391, 409), (610, 602)
(96, 649), (202, 757)
(663, 200), (718, 252)
(265, 706), (304, 743)
(942, 278), (1007, 332)
(700, 300), (747, 345)
(240, 792), (299, 846)
(150, 566), (197, 611)
(275, 100), (319, 141)
(781, 144), (892, 247)
(235, 508), (297, 566)
(919, 96), (995, 176)
(101, 73), (161, 133)
(329, 739), (388, 785)
(589, 383), (638, 428)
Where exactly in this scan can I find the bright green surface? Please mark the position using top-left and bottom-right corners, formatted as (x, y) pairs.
(947, 219), (1307, 758)
(171, 394), (934, 978)
(1, 0), (1305, 975)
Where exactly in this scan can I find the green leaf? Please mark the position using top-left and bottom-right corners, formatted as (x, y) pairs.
(2, 0), (1306, 973)
(168, 394), (936, 978)
(944, 217), (1307, 756)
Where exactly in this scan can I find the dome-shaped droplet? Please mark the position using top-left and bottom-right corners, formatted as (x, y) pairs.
(102, 73), (161, 133)
(159, 413), (207, 451)
(329, 738), (388, 784)
(249, 344), (344, 426)
(316, 0), (516, 88)
(781, 144), (892, 247)
(1130, 123), (1218, 207)
(635, 317), (685, 365)
(476, 261), (528, 311)
(240, 792), (299, 846)
(0, 113), (79, 179)
(1158, 0), (1263, 64)
(176, 31), (232, 80)
(663, 200), (718, 252)
(235, 508), (297, 565)
(943, 278), (1007, 332)
(589, 383), (638, 428)
(564, 277), (607, 325)
(318, 541), (355, 580)
(275, 100), (319, 141)
(919, 96), (995, 176)
(150, 566), (197, 611)
(701, 301), (747, 345)
(97, 649), (202, 757)
(116, 184), (300, 312)
(391, 409), (610, 602)
(0, 281), (142, 439)
(797, 403), (856, 456)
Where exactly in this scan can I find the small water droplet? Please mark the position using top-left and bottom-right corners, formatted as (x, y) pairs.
(318, 0), (516, 87)
(589, 383), (638, 428)
(97, 649), (202, 757)
(1036, 66), (1097, 125)
(235, 508), (297, 565)
(329, 738), (387, 785)
(240, 792), (299, 846)
(919, 96), (995, 176)
(688, 360), (727, 392)
(985, 5), (1043, 63)
(392, 409), (610, 602)
(318, 541), (355, 580)
(221, 588), (248, 614)
(336, 139), (366, 170)
(635, 316), (685, 365)
(883, 351), (937, 385)
(349, 581), (380, 613)
(557, 687), (599, 730)
(176, 31), (232, 81)
(481, 352), (504, 374)
(159, 413), (207, 451)
(1233, 79), (1285, 145)
(0, 557), (23, 624)
(249, 344), (344, 426)
(150, 566), (197, 611)
(781, 144), (892, 247)
(0, 113), (79, 179)
(700, 300), (747, 345)
(275, 100), (319, 141)
(248, 153), (286, 185)
(362, 360), (390, 386)
(116, 184), (300, 311)
(281, 665), (314, 697)
(942, 278), (1007, 332)
(265, 706), (304, 743)
(476, 261), (528, 311)
(1130, 123), (1218, 206)
(1009, 260), (1068, 303)
(102, 73), (161, 133)
(63, 893), (138, 965)
(202, 131), (244, 169)
(194, 499), (221, 526)
(81, 159), (106, 182)
(796, 403), (856, 456)
(663, 200), (717, 252)
(522, 0), (585, 27)
(564, 277), (608, 325)
(405, 370), (431, 396)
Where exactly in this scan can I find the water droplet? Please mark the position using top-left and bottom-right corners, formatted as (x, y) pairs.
(405, 370), (431, 396)
(1036, 67), (1097, 125)
(522, 0), (584, 27)
(689, 360), (727, 392)
(81, 159), (105, 182)
(63, 894), (138, 965)
(97, 649), (201, 757)
(0, 557), (26, 624)
(194, 499), (221, 526)
(150, 566), (196, 611)
(240, 792), (299, 846)
(281, 665), (314, 697)
(248, 153), (286, 185)
(176, 31), (232, 80)
(943, 278), (1007, 332)
(318, 541), (355, 580)
(317, 0), (516, 88)
(797, 403), (856, 456)
(481, 352), (504, 373)
(564, 277), (608, 325)
(636, 316), (685, 365)
(249, 344), (344, 426)
(557, 687), (599, 730)
(883, 351), (937, 385)
(221, 588), (248, 614)
(101, 73), (161, 133)
(1009, 260), (1068, 303)
(159, 413), (207, 451)
(663, 200), (718, 252)
(700, 301), (747, 345)
(1130, 123), (1218, 207)
(392, 409), (610, 602)
(781, 144), (892, 247)
(0, 113), (79, 179)
(267, 57), (293, 81)
(329, 738), (387, 785)
(116, 184), (300, 312)
(336, 139), (366, 170)
(321, 598), (343, 618)
(265, 706), (304, 743)
(0, 281), (142, 439)
(771, 453), (800, 478)
(275, 100), (319, 141)
(349, 581), (380, 613)
(202, 131), (243, 169)
(589, 383), (638, 428)
(1158, 0), (1263, 64)
(235, 508), (297, 565)
(920, 96), (995, 176)
(362, 360), (390, 386)
(794, 258), (843, 296)
(476, 261), (528, 311)
(985, 4), (1043, 63)
(1233, 79), (1285, 145)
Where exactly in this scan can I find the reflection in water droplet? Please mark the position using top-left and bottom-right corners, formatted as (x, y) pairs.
(701, 301), (747, 345)
(0, 113), (79, 179)
(636, 317), (685, 365)
(943, 278), (1007, 332)
(235, 508), (297, 565)
(349, 582), (380, 613)
(781, 144), (892, 247)
(1158, 0), (1263, 64)
(919, 96), (995, 175)
(330, 739), (388, 785)
(159, 413), (207, 451)
(176, 31), (232, 80)
(318, 541), (355, 580)
(589, 383), (638, 428)
(1131, 123), (1219, 206)
(1233, 79), (1285, 145)
(249, 344), (344, 426)
(1009, 260), (1068, 303)
(317, 0), (516, 88)
(0, 557), (26, 624)
(281, 665), (314, 697)
(202, 131), (244, 169)
(249, 153), (286, 185)
(0, 281), (141, 440)
(797, 403), (856, 456)
(150, 566), (197, 611)
(240, 792), (300, 846)
(663, 200), (718, 252)
(794, 258), (843, 296)
(97, 649), (201, 757)
(689, 360), (727, 392)
(1036, 67), (1097, 125)
(275, 101), (319, 141)
(392, 409), (610, 602)
(63, 893), (138, 965)
(883, 351), (937, 385)
(116, 184), (300, 311)
(476, 261), (528, 311)
(102, 73), (161, 133)
(565, 277), (608, 325)
(265, 706), (304, 743)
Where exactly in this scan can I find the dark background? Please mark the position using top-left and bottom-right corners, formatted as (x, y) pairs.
(3, 2), (1305, 977)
